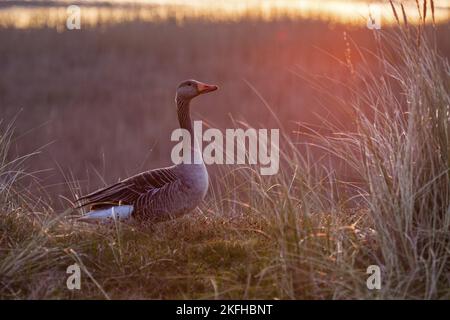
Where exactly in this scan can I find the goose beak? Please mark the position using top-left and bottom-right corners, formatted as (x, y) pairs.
(197, 82), (218, 94)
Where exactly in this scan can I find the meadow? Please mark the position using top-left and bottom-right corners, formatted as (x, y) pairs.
(0, 2), (449, 299)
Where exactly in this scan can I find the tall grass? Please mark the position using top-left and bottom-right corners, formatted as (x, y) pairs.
(343, 29), (450, 298)
(348, 14), (449, 297)
(212, 11), (450, 298)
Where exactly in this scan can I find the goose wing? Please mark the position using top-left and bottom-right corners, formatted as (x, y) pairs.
(75, 167), (178, 210)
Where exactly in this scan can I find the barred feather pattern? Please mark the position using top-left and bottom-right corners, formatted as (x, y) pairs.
(76, 164), (208, 222)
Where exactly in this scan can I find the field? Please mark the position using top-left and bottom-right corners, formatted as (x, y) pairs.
(0, 2), (449, 299)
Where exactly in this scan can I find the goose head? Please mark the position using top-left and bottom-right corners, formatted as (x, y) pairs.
(176, 79), (218, 102)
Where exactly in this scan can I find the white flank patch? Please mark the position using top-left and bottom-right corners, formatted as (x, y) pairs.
(78, 205), (134, 223)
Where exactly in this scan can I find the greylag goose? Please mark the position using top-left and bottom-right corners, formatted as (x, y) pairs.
(75, 79), (218, 223)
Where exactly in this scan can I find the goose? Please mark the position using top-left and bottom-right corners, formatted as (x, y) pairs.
(74, 79), (218, 223)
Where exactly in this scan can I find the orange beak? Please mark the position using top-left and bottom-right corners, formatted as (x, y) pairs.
(197, 82), (218, 94)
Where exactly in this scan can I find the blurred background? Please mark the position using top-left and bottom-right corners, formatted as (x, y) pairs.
(0, 0), (449, 207)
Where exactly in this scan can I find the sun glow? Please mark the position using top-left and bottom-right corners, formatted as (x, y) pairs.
(0, 0), (448, 29)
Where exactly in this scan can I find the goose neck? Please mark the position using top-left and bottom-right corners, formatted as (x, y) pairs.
(176, 98), (204, 164)
(176, 98), (193, 134)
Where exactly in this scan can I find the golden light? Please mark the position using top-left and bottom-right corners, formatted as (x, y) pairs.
(0, 0), (448, 29)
